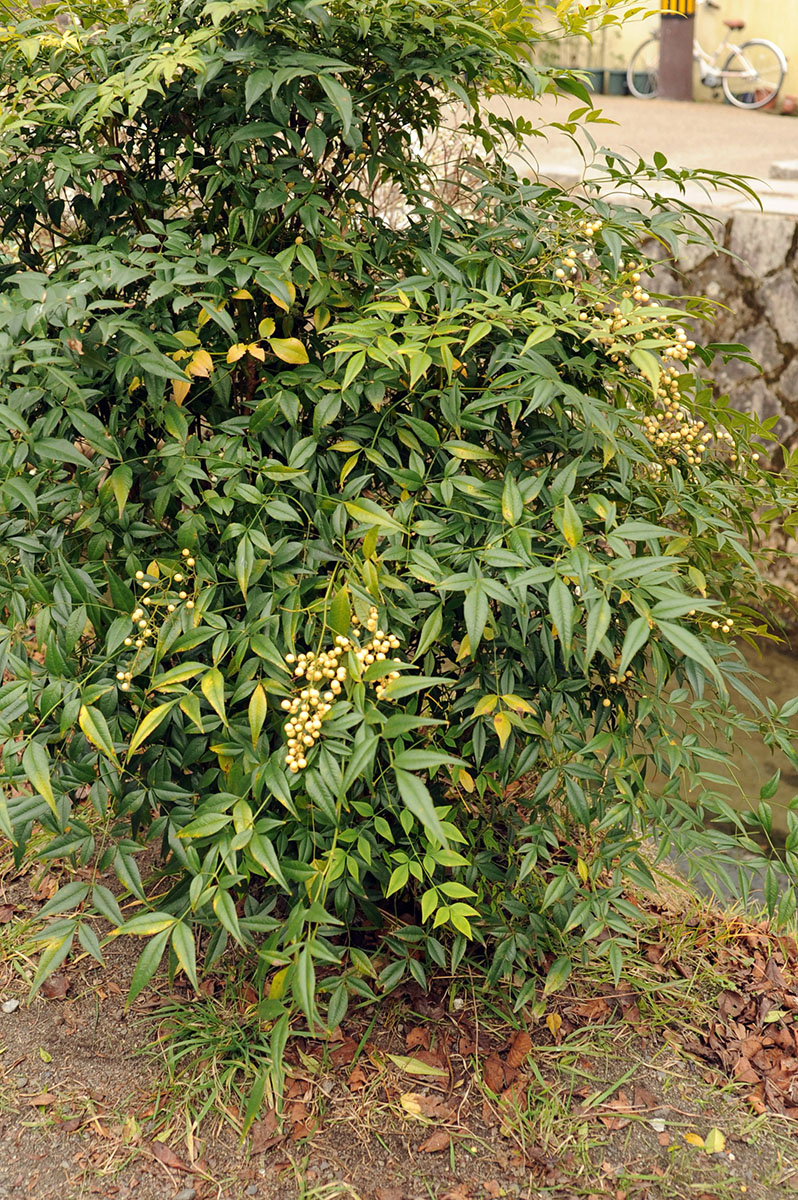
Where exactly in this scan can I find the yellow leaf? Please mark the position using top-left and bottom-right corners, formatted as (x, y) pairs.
(493, 711), (512, 748)
(269, 966), (289, 1000)
(257, 317), (276, 339)
(78, 705), (120, 766)
(472, 695), (498, 717)
(200, 668), (227, 724)
(187, 348), (213, 377)
(502, 693), (533, 713)
(171, 378), (191, 405)
(704, 1128), (726, 1154)
(247, 343), (266, 362)
(128, 376), (141, 394)
(546, 1012), (562, 1036)
(269, 281), (296, 311)
(269, 337), (309, 365)
(173, 330), (200, 347)
(576, 857), (588, 884)
(458, 768), (475, 793)
(231, 288), (253, 300)
(386, 1054), (447, 1078)
(226, 343), (247, 363)
(126, 701), (177, 758)
(248, 683), (267, 747)
(456, 634), (471, 662)
(313, 306), (330, 332)
(146, 561), (160, 578)
(399, 1092), (423, 1117)
(684, 1132), (705, 1148)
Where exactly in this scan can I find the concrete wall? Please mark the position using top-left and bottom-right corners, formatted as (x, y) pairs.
(558, 4), (798, 101)
(645, 212), (798, 448)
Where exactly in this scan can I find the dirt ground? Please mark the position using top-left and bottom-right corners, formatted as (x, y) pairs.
(3, 855), (798, 1200)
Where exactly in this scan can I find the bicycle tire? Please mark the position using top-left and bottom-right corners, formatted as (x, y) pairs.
(722, 39), (786, 109)
(627, 37), (660, 99)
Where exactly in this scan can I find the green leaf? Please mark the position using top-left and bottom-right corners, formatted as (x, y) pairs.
(37, 881), (89, 919)
(543, 954), (572, 996)
(78, 705), (120, 765)
(617, 615), (650, 677)
(464, 583), (489, 654)
(329, 586), (351, 637)
(108, 464), (133, 519)
(127, 928), (171, 1005)
(584, 596), (611, 667)
(319, 74), (352, 135)
(171, 922), (198, 989)
(200, 668), (227, 724)
(248, 830), (290, 891)
(393, 768), (449, 847)
(344, 498), (404, 533)
(236, 536), (254, 601)
(657, 620), (721, 680)
(560, 496), (583, 548)
(179, 811), (233, 838)
(548, 577), (574, 663)
(293, 945), (318, 1029)
(127, 700), (177, 758)
(22, 741), (57, 815)
(30, 928), (75, 998)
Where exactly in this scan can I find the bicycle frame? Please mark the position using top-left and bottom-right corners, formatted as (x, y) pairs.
(693, 36), (753, 79)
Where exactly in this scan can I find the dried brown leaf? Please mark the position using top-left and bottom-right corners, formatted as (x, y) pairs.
(418, 1129), (450, 1153)
(151, 1141), (192, 1172)
(41, 973), (70, 1000)
(482, 1053), (504, 1093)
(506, 1030), (531, 1069)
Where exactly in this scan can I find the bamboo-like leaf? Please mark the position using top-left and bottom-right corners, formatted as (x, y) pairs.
(126, 700), (177, 758)
(22, 741), (57, 814)
(248, 684), (267, 747)
(78, 705), (120, 765)
(200, 668), (227, 723)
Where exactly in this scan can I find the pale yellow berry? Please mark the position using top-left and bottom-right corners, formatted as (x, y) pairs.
(186, 600), (195, 609)
(602, 698), (611, 708)
(181, 548), (190, 557)
(174, 573), (183, 583)
(135, 570), (144, 580)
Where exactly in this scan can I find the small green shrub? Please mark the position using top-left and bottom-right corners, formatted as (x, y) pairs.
(0, 0), (796, 1047)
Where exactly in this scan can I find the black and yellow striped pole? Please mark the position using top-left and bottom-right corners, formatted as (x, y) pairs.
(660, 0), (696, 101)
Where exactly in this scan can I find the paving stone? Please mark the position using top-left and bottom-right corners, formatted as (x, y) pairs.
(770, 160), (798, 180)
(728, 213), (796, 279)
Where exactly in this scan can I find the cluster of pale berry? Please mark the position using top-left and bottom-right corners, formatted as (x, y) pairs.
(115, 549), (196, 692)
(688, 608), (734, 635)
(663, 325), (695, 363)
(280, 607), (403, 773)
(642, 399), (711, 468)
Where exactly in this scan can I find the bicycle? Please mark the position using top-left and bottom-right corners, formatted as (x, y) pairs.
(626, 0), (787, 109)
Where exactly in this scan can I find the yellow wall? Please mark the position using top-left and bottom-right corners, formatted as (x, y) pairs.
(566, 3), (798, 99)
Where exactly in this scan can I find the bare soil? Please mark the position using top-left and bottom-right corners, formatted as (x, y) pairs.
(3, 859), (798, 1200)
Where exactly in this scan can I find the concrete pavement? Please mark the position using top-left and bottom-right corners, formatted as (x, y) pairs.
(493, 92), (798, 215)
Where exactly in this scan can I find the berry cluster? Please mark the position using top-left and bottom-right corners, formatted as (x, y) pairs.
(116, 549), (196, 692)
(642, 399), (710, 468)
(280, 607), (403, 773)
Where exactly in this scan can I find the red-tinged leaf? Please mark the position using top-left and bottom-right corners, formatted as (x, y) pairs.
(28, 1092), (56, 1107)
(418, 1129), (451, 1153)
(0, 904), (15, 922)
(150, 1141), (192, 1172)
(41, 972), (70, 999)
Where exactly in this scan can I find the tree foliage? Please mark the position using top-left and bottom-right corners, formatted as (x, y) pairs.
(0, 0), (797, 1032)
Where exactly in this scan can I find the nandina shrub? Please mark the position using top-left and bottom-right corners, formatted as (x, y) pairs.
(0, 0), (797, 1049)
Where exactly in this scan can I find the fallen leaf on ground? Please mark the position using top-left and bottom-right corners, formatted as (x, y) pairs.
(418, 1129), (450, 1153)
(41, 973), (70, 1000)
(330, 1038), (357, 1066)
(0, 905), (14, 922)
(27, 1093), (56, 1106)
(387, 1053), (446, 1077)
(151, 1141), (192, 1172)
(406, 1025), (430, 1051)
(440, 1186), (472, 1200)
(251, 1108), (281, 1153)
(483, 1054), (505, 1093)
(375, 1189), (403, 1200)
(684, 1132), (704, 1148)
(704, 1128), (726, 1154)
(506, 1030), (531, 1069)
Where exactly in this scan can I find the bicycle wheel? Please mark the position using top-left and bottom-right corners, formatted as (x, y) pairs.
(627, 37), (659, 99)
(722, 39), (785, 109)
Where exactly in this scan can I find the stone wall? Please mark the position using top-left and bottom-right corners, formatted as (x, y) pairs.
(647, 212), (798, 448)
